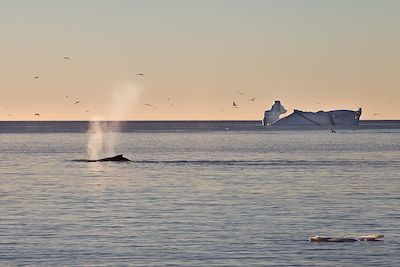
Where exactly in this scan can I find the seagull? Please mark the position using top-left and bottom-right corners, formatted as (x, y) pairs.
(235, 91), (246, 96)
(34, 76), (39, 79)
(35, 113), (40, 116)
(330, 128), (336, 133)
(232, 101), (239, 108)
(248, 97), (256, 102)
(74, 101), (80, 104)
(63, 57), (70, 60)
(144, 103), (156, 109)
(136, 73), (144, 76)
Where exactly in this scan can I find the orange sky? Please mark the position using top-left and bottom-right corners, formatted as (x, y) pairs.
(1, 1), (399, 120)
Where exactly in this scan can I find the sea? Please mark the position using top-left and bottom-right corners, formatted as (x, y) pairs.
(0, 120), (399, 266)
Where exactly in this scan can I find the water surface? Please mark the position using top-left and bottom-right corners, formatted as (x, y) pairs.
(1, 121), (399, 266)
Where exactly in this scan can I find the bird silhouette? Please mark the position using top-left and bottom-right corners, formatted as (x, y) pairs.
(35, 113), (40, 116)
(74, 101), (80, 104)
(63, 57), (70, 60)
(34, 76), (39, 79)
(248, 97), (256, 101)
(232, 101), (239, 108)
(330, 128), (336, 133)
(144, 103), (156, 109)
(136, 73), (144, 76)
(235, 91), (245, 96)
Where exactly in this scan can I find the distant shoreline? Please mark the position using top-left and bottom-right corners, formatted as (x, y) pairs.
(1, 120), (400, 134)
(0, 120), (399, 122)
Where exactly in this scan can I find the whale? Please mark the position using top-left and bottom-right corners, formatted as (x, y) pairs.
(73, 154), (131, 162)
(97, 154), (131, 162)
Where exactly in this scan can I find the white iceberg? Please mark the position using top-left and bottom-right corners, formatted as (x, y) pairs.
(263, 101), (362, 126)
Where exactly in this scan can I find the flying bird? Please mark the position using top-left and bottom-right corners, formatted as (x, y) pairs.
(34, 76), (39, 79)
(232, 101), (239, 108)
(7, 113), (12, 117)
(372, 113), (381, 116)
(330, 128), (336, 133)
(35, 113), (40, 116)
(144, 103), (156, 109)
(136, 73), (144, 76)
(248, 97), (256, 102)
(74, 101), (80, 104)
(63, 57), (70, 60)
(235, 91), (246, 96)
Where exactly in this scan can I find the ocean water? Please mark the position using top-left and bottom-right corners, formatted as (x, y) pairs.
(0, 121), (399, 266)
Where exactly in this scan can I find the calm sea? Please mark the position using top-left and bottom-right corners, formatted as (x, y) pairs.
(1, 121), (399, 266)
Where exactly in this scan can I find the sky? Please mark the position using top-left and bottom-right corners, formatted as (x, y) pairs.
(1, 0), (399, 120)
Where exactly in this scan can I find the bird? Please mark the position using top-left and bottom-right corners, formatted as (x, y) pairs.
(136, 73), (144, 76)
(372, 113), (381, 116)
(63, 57), (70, 60)
(144, 103), (156, 109)
(330, 128), (336, 133)
(232, 101), (239, 108)
(74, 101), (80, 104)
(34, 113), (40, 116)
(248, 97), (256, 102)
(34, 76), (39, 79)
(7, 113), (12, 117)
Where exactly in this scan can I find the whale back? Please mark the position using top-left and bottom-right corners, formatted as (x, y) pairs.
(98, 154), (131, 162)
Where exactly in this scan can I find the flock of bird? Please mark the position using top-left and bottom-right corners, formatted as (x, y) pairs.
(4, 64), (274, 119)
(230, 91), (257, 109)
(5, 56), (149, 118)
(4, 57), (386, 119)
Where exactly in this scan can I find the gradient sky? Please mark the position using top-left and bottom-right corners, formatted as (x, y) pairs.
(1, 0), (399, 120)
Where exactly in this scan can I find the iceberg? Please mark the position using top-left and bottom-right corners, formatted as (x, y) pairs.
(263, 101), (362, 126)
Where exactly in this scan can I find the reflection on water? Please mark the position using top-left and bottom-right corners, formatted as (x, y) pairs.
(0, 126), (400, 266)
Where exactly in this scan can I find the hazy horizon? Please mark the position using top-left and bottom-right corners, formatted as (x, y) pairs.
(1, 0), (399, 120)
